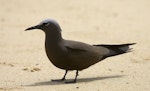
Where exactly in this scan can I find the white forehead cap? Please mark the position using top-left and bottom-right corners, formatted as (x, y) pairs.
(39, 19), (58, 25)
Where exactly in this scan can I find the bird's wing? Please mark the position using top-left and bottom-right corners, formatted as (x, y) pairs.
(63, 40), (110, 70)
(64, 40), (92, 52)
(65, 45), (87, 52)
(64, 40), (109, 55)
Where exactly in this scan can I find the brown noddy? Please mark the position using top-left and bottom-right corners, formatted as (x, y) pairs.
(25, 19), (135, 83)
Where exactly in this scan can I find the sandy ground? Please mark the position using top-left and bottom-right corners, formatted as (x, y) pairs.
(0, 0), (150, 91)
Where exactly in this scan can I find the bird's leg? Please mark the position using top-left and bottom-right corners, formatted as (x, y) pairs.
(51, 70), (68, 82)
(65, 70), (78, 83)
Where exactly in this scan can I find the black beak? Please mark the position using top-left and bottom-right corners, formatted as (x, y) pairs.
(25, 25), (40, 31)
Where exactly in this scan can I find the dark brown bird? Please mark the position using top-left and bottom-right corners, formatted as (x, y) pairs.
(25, 19), (135, 83)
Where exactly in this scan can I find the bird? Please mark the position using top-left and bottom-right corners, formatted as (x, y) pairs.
(25, 19), (135, 83)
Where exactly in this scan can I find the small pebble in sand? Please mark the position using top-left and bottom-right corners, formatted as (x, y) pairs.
(120, 70), (124, 73)
(9, 64), (14, 67)
(126, 82), (129, 84)
(22, 68), (29, 71)
(31, 70), (34, 72)
(108, 69), (112, 71)
(76, 87), (79, 89)
(33, 67), (41, 71)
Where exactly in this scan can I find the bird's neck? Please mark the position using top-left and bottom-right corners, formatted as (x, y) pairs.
(45, 31), (65, 59)
(45, 31), (63, 46)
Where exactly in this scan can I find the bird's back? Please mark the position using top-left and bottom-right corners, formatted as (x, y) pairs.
(62, 40), (110, 70)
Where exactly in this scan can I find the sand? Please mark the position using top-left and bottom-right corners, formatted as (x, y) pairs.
(0, 0), (150, 91)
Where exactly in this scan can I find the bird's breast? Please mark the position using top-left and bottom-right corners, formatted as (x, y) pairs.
(45, 43), (70, 69)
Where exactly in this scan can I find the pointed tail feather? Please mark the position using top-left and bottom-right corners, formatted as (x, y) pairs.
(94, 43), (136, 59)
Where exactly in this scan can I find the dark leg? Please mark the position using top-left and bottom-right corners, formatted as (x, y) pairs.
(51, 70), (68, 82)
(65, 70), (78, 83)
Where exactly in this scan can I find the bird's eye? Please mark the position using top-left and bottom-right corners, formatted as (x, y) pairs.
(43, 23), (49, 26)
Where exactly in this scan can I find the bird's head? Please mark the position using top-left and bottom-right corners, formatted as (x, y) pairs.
(25, 19), (61, 33)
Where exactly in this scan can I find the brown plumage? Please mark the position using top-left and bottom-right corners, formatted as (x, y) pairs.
(25, 19), (135, 83)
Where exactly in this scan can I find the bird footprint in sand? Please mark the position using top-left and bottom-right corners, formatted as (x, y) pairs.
(0, 62), (14, 67)
(22, 67), (41, 72)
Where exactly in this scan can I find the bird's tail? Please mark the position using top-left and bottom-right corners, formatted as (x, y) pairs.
(94, 43), (136, 59)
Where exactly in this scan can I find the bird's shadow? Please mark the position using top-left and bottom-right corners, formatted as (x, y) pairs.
(26, 75), (124, 86)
